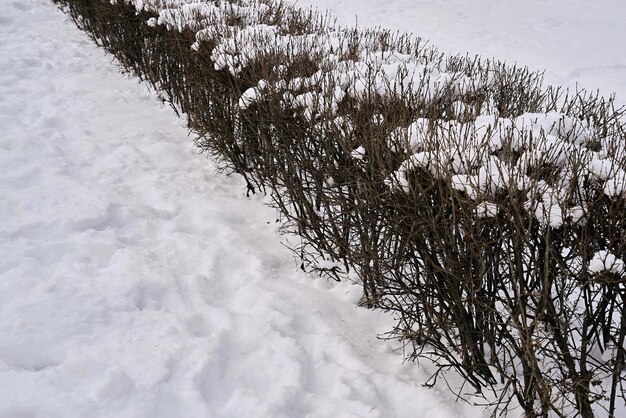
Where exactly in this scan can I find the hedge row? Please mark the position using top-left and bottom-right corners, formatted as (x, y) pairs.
(54, 0), (626, 416)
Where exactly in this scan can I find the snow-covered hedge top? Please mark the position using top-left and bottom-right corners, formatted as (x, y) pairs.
(120, 0), (625, 248)
(120, 0), (493, 113)
(386, 111), (626, 227)
(234, 35), (494, 123)
(119, 0), (329, 37)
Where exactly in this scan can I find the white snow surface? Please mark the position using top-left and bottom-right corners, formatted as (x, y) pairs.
(4, 0), (626, 416)
(0, 1), (484, 417)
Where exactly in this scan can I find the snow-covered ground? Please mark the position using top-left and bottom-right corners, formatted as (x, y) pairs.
(2, 0), (625, 417)
(0, 1), (483, 417)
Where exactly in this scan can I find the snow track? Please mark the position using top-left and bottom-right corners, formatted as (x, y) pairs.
(0, 1), (484, 417)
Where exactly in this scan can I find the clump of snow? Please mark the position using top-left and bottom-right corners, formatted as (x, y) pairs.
(351, 145), (366, 160)
(476, 201), (499, 218)
(238, 85), (262, 109)
(603, 169), (626, 197)
(589, 250), (626, 275)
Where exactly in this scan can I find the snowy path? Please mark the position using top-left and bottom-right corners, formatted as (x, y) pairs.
(0, 1), (485, 417)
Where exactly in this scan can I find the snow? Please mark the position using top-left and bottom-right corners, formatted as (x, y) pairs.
(238, 86), (261, 109)
(3, 0), (626, 416)
(475, 201), (499, 219)
(350, 146), (365, 160)
(589, 250), (626, 276)
(0, 1), (483, 417)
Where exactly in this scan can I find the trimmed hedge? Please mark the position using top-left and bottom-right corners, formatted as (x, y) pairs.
(54, 0), (626, 416)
